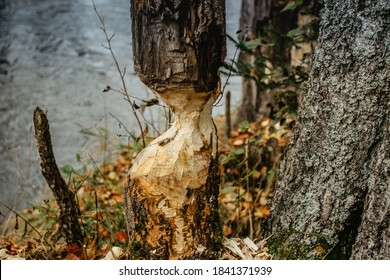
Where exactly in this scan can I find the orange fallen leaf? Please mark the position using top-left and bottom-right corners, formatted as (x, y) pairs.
(232, 134), (250, 146)
(66, 244), (79, 253)
(65, 253), (82, 260)
(66, 244), (85, 260)
(278, 137), (290, 146)
(223, 225), (234, 236)
(315, 245), (325, 255)
(254, 206), (270, 218)
(116, 231), (128, 243)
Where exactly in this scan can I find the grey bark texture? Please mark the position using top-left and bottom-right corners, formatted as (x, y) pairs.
(266, 0), (390, 259)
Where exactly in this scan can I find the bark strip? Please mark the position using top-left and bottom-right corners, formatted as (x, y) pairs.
(33, 107), (83, 245)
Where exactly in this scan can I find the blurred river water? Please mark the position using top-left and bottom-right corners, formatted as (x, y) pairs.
(0, 0), (242, 211)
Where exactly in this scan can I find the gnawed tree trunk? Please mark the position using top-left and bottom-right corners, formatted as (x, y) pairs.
(266, 0), (390, 259)
(125, 0), (226, 259)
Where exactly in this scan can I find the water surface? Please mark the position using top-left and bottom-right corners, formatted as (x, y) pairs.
(0, 0), (242, 211)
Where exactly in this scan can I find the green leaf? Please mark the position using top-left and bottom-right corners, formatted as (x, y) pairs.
(267, 169), (275, 184)
(220, 155), (236, 165)
(233, 148), (245, 155)
(61, 164), (74, 175)
(281, 0), (303, 13)
(231, 191), (246, 199)
(281, 2), (296, 12)
(221, 186), (238, 194)
(244, 38), (262, 49)
(287, 26), (303, 38)
(239, 120), (250, 132)
(243, 170), (257, 181)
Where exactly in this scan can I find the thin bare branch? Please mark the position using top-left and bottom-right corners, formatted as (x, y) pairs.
(108, 112), (133, 137)
(0, 202), (52, 248)
(93, 0), (146, 147)
(108, 31), (116, 42)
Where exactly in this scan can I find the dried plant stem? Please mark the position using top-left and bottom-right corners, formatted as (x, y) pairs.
(109, 87), (163, 136)
(93, 1), (145, 147)
(108, 112), (133, 138)
(225, 90), (231, 137)
(215, 30), (249, 106)
(0, 202), (52, 249)
(93, 188), (99, 250)
(245, 138), (253, 240)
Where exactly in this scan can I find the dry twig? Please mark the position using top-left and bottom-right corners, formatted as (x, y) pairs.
(93, 1), (146, 147)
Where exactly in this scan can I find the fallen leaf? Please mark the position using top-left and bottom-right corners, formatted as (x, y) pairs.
(254, 206), (270, 218)
(116, 231), (128, 243)
(232, 134), (250, 146)
(315, 245), (325, 255)
(65, 253), (81, 260)
(223, 225), (234, 236)
(66, 244), (85, 260)
(103, 246), (123, 260)
(66, 244), (79, 253)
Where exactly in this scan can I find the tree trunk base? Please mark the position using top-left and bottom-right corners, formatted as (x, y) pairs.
(124, 89), (222, 260)
(125, 157), (222, 260)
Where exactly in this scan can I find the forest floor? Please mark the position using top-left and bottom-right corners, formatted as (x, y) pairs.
(0, 113), (294, 260)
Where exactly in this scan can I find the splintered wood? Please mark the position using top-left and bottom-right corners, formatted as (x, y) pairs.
(126, 0), (226, 259)
(125, 89), (221, 259)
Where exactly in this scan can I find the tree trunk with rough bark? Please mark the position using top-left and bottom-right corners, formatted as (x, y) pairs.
(33, 107), (83, 246)
(266, 0), (390, 259)
(125, 0), (226, 259)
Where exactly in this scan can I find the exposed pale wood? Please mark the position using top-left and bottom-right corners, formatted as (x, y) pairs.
(126, 0), (226, 259)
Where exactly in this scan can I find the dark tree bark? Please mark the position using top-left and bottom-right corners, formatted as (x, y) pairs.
(131, 0), (225, 93)
(266, 0), (390, 259)
(234, 0), (298, 125)
(33, 107), (83, 246)
(125, 0), (226, 259)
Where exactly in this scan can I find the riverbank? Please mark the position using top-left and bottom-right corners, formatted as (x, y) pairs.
(0, 111), (294, 260)
(0, 0), (242, 211)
